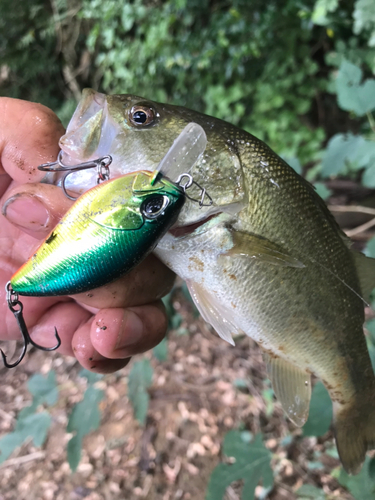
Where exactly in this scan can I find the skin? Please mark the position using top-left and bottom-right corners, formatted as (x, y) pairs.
(0, 98), (175, 373)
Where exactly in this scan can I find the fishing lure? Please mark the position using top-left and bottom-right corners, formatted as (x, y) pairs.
(2, 123), (212, 368)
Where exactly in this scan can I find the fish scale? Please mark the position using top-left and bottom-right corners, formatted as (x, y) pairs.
(52, 90), (375, 474)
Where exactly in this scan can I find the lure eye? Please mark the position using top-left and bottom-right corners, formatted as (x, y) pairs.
(129, 105), (155, 126)
(141, 195), (170, 219)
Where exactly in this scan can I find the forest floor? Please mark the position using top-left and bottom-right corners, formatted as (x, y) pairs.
(1, 182), (374, 500)
(0, 287), (357, 500)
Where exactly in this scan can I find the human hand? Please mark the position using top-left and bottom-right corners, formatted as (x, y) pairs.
(0, 98), (175, 372)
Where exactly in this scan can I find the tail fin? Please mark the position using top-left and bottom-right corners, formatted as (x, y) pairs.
(333, 399), (375, 474)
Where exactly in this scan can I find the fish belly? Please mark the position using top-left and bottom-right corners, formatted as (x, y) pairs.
(156, 225), (371, 405)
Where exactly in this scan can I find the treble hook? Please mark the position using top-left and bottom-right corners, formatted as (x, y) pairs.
(175, 173), (213, 208)
(39, 152), (112, 200)
(1, 282), (61, 369)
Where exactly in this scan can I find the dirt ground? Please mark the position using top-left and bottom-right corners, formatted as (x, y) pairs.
(0, 283), (358, 500)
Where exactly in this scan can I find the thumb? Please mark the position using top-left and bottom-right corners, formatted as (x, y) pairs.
(2, 183), (73, 238)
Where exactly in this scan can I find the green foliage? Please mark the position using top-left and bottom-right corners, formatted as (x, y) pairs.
(27, 371), (59, 406)
(321, 132), (375, 179)
(206, 431), (273, 500)
(335, 60), (375, 116)
(296, 484), (326, 499)
(127, 358), (153, 425)
(311, 0), (339, 26)
(0, 413), (51, 463)
(314, 182), (332, 200)
(67, 382), (104, 471)
(353, 0), (375, 46)
(0, 370), (104, 472)
(79, 368), (103, 384)
(335, 457), (375, 500)
(303, 381), (332, 437)
(153, 337), (168, 362)
(0, 372), (56, 463)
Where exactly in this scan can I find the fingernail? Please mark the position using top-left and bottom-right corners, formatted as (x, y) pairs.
(2, 194), (50, 231)
(116, 309), (144, 351)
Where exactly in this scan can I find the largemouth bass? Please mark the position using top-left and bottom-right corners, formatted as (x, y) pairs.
(49, 89), (375, 474)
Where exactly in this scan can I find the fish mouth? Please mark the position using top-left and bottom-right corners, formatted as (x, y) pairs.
(59, 89), (117, 163)
(169, 212), (221, 237)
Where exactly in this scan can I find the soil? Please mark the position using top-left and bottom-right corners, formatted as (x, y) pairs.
(1, 189), (374, 500)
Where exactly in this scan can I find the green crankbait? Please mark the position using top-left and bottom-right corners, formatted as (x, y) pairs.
(2, 123), (212, 368)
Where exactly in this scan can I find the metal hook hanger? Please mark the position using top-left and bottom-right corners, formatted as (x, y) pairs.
(175, 173), (213, 208)
(39, 152), (112, 200)
(1, 282), (61, 369)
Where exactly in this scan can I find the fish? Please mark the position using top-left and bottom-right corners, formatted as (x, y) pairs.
(47, 89), (375, 474)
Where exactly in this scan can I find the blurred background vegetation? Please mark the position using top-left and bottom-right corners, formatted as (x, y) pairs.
(1, 0), (375, 178)
(2, 1), (375, 499)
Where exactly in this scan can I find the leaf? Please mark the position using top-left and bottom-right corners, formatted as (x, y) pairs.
(312, 0), (339, 26)
(296, 484), (326, 499)
(67, 434), (82, 472)
(15, 412), (52, 447)
(335, 60), (375, 115)
(0, 412), (51, 463)
(353, 0), (375, 46)
(366, 319), (375, 344)
(206, 432), (273, 500)
(0, 433), (24, 464)
(303, 381), (332, 436)
(153, 337), (168, 362)
(321, 133), (375, 177)
(67, 386), (104, 436)
(27, 371), (58, 406)
(314, 182), (332, 200)
(79, 369), (103, 384)
(362, 165), (375, 188)
(337, 456), (375, 500)
(283, 156), (302, 174)
(18, 401), (39, 420)
(365, 236), (375, 258)
(66, 385), (104, 471)
(127, 359), (153, 425)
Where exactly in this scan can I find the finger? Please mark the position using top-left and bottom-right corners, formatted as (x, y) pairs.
(2, 183), (176, 305)
(0, 98), (64, 183)
(1, 183), (72, 238)
(0, 172), (11, 199)
(0, 268), (65, 342)
(74, 253), (176, 308)
(72, 317), (131, 374)
(28, 301), (92, 356)
(90, 300), (168, 359)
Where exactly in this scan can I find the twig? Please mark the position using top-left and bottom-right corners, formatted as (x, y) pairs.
(328, 205), (375, 216)
(345, 217), (375, 237)
(0, 451), (45, 469)
(225, 486), (240, 500)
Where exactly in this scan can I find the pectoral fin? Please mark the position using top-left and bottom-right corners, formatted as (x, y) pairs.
(264, 353), (311, 427)
(222, 230), (305, 268)
(187, 280), (242, 345)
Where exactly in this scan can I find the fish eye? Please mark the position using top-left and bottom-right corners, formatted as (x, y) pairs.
(129, 105), (155, 126)
(141, 195), (170, 219)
